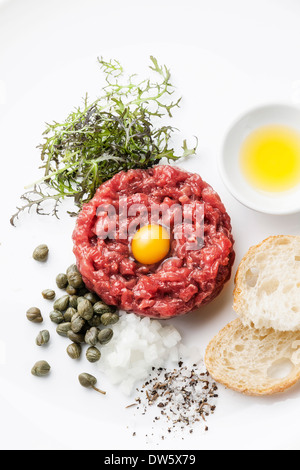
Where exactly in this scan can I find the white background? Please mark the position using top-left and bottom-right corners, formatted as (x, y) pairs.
(1, 0), (300, 450)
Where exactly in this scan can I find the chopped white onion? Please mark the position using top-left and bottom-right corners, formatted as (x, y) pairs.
(98, 312), (198, 395)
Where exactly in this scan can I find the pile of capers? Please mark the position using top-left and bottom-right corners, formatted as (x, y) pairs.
(28, 245), (119, 390)
(51, 264), (119, 362)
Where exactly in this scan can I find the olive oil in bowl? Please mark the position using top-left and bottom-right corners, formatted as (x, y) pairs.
(240, 125), (300, 193)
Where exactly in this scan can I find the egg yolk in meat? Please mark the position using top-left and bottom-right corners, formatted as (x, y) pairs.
(131, 224), (170, 265)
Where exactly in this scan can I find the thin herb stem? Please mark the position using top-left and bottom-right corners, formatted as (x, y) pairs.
(11, 56), (197, 226)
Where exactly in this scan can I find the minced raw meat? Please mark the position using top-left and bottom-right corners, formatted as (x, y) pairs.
(73, 165), (235, 319)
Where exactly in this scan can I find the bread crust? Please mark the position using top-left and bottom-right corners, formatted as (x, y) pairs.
(206, 236), (300, 396)
(233, 235), (300, 330)
(205, 318), (300, 396)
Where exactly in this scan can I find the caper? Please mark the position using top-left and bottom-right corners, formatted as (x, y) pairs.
(66, 284), (77, 295)
(49, 310), (64, 324)
(100, 312), (119, 326)
(56, 273), (68, 289)
(56, 322), (71, 337)
(53, 295), (69, 312)
(64, 307), (77, 322)
(98, 328), (113, 345)
(84, 327), (99, 346)
(77, 299), (93, 321)
(67, 330), (85, 344)
(78, 373), (106, 394)
(93, 301), (115, 315)
(69, 295), (78, 309)
(67, 271), (83, 289)
(31, 360), (51, 377)
(88, 314), (102, 327)
(71, 316), (86, 333)
(71, 310), (80, 321)
(32, 244), (49, 262)
(66, 264), (79, 276)
(109, 313), (119, 324)
(66, 343), (82, 359)
(36, 330), (50, 346)
(100, 313), (111, 326)
(26, 307), (43, 323)
(84, 292), (99, 305)
(86, 346), (101, 363)
(78, 372), (96, 388)
(42, 289), (56, 300)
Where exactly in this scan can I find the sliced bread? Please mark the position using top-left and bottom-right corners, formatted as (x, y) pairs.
(205, 318), (300, 396)
(234, 235), (300, 331)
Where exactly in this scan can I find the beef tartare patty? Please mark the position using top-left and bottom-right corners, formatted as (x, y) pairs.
(73, 165), (235, 319)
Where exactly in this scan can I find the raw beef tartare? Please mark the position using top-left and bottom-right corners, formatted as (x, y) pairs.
(73, 165), (235, 319)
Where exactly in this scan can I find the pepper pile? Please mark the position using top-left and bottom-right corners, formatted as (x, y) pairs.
(129, 361), (218, 441)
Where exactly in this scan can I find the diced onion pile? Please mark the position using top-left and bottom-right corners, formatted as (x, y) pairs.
(98, 313), (200, 395)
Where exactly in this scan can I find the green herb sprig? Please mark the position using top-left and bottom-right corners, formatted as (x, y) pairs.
(11, 56), (197, 226)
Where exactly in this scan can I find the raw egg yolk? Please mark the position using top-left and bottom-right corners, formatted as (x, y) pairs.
(131, 224), (170, 265)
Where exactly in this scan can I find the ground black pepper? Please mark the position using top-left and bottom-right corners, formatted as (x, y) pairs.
(127, 360), (218, 441)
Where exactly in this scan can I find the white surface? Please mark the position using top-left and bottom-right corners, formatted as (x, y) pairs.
(1, 0), (300, 451)
(221, 104), (300, 214)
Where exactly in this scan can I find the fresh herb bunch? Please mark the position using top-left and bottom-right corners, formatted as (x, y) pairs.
(11, 56), (197, 226)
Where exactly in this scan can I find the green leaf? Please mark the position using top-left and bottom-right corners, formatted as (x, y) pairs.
(11, 56), (198, 226)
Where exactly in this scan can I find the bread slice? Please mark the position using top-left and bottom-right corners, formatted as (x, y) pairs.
(234, 235), (300, 332)
(205, 318), (300, 395)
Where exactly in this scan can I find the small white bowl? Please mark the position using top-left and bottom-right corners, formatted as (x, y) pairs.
(219, 104), (300, 215)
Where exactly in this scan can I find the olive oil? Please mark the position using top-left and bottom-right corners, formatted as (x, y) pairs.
(240, 125), (300, 192)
